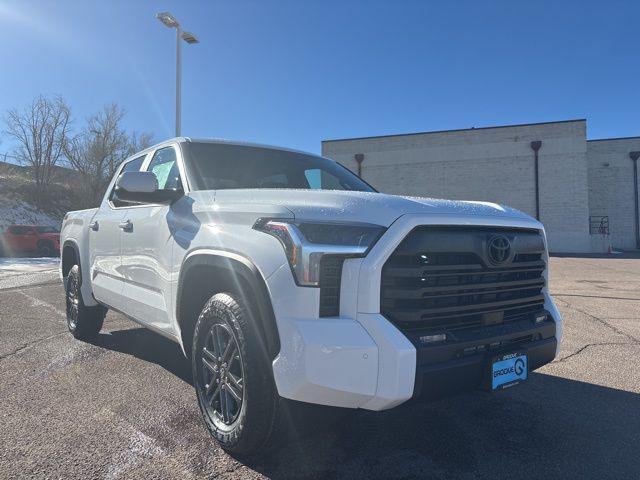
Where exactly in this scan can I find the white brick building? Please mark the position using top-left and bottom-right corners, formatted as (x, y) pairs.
(322, 120), (640, 253)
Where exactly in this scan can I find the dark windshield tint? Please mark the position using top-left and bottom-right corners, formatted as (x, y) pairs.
(36, 226), (59, 233)
(9, 226), (32, 234)
(184, 142), (375, 192)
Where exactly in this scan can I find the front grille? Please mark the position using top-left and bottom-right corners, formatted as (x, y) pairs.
(381, 227), (546, 332)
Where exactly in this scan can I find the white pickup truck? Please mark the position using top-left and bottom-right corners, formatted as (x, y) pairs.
(61, 137), (562, 454)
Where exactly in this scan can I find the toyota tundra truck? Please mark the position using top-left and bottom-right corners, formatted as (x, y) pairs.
(60, 138), (563, 454)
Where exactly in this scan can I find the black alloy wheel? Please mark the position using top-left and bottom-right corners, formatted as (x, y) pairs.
(199, 322), (245, 428)
(65, 269), (80, 331)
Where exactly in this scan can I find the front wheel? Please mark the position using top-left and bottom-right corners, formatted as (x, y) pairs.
(192, 292), (279, 455)
(65, 265), (106, 340)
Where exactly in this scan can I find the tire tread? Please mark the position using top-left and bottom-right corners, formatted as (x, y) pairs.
(192, 292), (279, 455)
(66, 265), (106, 340)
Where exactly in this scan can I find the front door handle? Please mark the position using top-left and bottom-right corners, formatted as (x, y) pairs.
(118, 220), (133, 232)
(89, 221), (99, 231)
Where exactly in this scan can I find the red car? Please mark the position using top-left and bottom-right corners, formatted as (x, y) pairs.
(0, 224), (60, 257)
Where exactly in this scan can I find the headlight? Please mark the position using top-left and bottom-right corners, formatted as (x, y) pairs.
(254, 219), (385, 287)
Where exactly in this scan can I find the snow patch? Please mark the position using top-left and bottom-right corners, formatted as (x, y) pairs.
(0, 195), (59, 229)
(0, 256), (59, 268)
(105, 429), (164, 480)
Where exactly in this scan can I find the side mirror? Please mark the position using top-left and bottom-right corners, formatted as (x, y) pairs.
(115, 171), (183, 204)
(116, 171), (158, 194)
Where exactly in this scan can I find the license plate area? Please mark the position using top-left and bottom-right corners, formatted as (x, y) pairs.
(491, 352), (528, 390)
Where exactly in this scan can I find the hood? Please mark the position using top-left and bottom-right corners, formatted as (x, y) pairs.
(212, 189), (537, 227)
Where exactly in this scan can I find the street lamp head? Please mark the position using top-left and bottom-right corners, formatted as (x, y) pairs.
(156, 12), (179, 29)
(181, 31), (200, 44)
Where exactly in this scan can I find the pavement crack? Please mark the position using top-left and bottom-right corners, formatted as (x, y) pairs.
(553, 293), (640, 301)
(554, 297), (640, 343)
(553, 342), (637, 363)
(0, 331), (67, 361)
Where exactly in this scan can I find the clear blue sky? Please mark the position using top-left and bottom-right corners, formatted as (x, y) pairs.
(1, 0), (638, 156)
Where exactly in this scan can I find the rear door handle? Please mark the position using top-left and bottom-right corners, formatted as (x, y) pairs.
(89, 221), (99, 231)
(118, 220), (133, 232)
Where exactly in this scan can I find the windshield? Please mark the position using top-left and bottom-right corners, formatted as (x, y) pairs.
(184, 142), (376, 192)
(36, 226), (59, 234)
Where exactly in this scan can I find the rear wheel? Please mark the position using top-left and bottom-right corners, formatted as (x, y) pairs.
(65, 265), (106, 340)
(37, 240), (54, 257)
(192, 292), (279, 455)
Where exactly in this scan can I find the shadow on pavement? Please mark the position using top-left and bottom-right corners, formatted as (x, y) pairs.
(91, 327), (640, 479)
(90, 327), (193, 385)
(251, 374), (640, 479)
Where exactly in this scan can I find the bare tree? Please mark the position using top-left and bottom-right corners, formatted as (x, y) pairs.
(4, 95), (71, 206)
(65, 103), (153, 207)
(126, 131), (154, 161)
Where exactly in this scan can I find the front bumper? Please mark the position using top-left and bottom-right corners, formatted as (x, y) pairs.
(268, 213), (563, 411)
(412, 318), (557, 401)
(271, 303), (560, 410)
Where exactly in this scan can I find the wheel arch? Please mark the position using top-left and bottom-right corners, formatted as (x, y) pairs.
(61, 240), (81, 281)
(176, 250), (280, 359)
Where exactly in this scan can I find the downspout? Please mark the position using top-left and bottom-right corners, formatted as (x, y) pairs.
(355, 153), (365, 177)
(530, 141), (542, 220)
(630, 151), (640, 249)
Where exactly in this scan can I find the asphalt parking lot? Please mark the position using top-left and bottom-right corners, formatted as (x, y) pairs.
(0, 255), (639, 479)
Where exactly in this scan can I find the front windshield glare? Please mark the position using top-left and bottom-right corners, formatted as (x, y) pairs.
(184, 142), (375, 192)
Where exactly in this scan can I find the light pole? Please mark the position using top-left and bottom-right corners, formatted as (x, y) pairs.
(156, 12), (199, 137)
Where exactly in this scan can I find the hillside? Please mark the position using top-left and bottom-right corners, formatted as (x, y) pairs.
(0, 161), (83, 228)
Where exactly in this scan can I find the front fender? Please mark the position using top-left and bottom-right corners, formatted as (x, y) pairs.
(176, 249), (281, 358)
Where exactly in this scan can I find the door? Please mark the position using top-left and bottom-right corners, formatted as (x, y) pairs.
(120, 145), (183, 335)
(89, 155), (146, 310)
(89, 208), (126, 308)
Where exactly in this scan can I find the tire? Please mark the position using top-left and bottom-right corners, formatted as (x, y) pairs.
(192, 292), (279, 456)
(37, 241), (54, 257)
(65, 265), (106, 340)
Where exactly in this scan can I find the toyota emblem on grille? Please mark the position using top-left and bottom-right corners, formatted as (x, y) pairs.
(488, 235), (511, 264)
